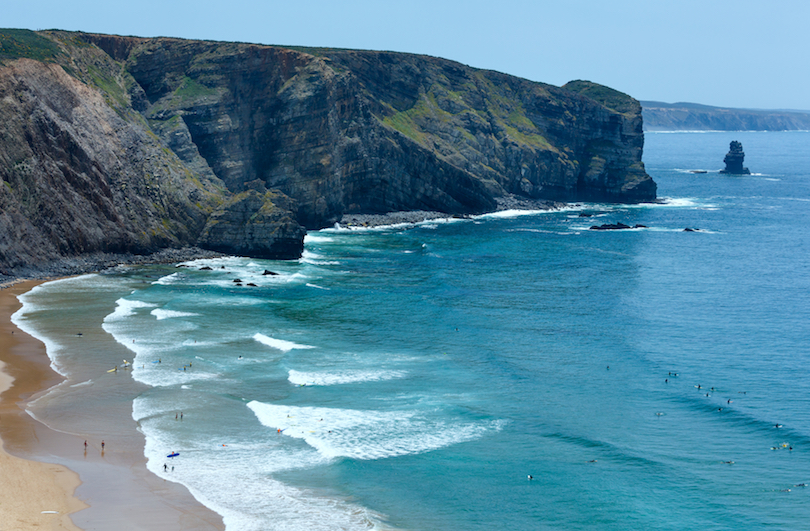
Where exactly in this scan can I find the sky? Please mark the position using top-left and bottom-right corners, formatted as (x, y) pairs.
(5, 0), (809, 110)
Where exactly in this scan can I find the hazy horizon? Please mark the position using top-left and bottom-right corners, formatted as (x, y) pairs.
(5, 0), (808, 110)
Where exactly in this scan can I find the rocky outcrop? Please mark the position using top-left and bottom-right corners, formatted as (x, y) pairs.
(107, 38), (656, 226)
(197, 183), (306, 259)
(719, 141), (750, 174)
(0, 29), (657, 275)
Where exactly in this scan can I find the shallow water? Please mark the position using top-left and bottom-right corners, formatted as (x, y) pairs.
(13, 131), (810, 530)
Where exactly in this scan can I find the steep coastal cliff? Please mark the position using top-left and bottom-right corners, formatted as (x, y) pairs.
(0, 29), (656, 277)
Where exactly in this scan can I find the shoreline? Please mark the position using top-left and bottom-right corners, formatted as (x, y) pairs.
(0, 280), (225, 530)
(1, 203), (562, 286)
(335, 199), (565, 229)
(0, 246), (224, 289)
(0, 280), (86, 530)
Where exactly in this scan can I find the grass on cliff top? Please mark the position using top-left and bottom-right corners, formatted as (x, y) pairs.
(563, 80), (638, 115)
(0, 29), (62, 62)
(381, 78), (555, 154)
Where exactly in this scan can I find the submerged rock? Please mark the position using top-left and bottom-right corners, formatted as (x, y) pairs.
(589, 223), (646, 230)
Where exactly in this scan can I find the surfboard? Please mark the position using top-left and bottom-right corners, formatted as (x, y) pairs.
(107, 368), (117, 373)
(167, 452), (180, 458)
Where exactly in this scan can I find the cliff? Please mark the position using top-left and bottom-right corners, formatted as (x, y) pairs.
(642, 101), (810, 131)
(0, 29), (656, 276)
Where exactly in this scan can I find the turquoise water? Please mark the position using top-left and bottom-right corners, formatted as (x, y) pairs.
(13, 131), (810, 530)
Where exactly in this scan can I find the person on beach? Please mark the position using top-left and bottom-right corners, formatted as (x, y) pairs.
(84, 440), (87, 449)
(101, 440), (105, 449)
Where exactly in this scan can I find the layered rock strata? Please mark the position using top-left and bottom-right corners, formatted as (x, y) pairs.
(0, 29), (657, 275)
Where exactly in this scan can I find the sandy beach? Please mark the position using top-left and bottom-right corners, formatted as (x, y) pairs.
(0, 280), (225, 530)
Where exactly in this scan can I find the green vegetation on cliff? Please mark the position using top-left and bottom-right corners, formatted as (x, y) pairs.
(0, 29), (62, 62)
(564, 80), (640, 116)
(0, 29), (656, 275)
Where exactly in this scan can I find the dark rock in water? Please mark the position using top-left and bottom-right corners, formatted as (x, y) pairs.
(590, 223), (646, 230)
(578, 213), (593, 218)
(199, 266), (213, 271)
(246, 283), (257, 287)
(719, 141), (751, 174)
(590, 223), (631, 230)
(690, 170), (708, 174)
(262, 270), (278, 276)
(233, 279), (242, 283)
(683, 228), (700, 232)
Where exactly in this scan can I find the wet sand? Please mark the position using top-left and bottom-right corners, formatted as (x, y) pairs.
(0, 281), (225, 530)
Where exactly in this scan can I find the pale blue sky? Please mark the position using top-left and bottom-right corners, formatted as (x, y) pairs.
(6, 0), (808, 109)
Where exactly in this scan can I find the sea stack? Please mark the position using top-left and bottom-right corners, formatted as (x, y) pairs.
(719, 141), (751, 174)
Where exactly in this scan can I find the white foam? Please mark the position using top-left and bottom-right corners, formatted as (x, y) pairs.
(254, 333), (315, 352)
(11, 304), (67, 376)
(325, 216), (462, 233)
(304, 234), (334, 244)
(248, 401), (502, 461)
(153, 272), (181, 285)
(305, 283), (330, 290)
(104, 298), (158, 322)
(300, 251), (341, 266)
(476, 208), (551, 220)
(134, 397), (387, 531)
(288, 369), (406, 386)
(151, 308), (200, 320)
(69, 379), (93, 388)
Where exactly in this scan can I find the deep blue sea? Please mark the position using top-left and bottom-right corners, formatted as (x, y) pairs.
(12, 131), (810, 530)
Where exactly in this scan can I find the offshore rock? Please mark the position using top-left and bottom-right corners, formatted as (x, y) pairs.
(719, 141), (750, 174)
(589, 223), (646, 230)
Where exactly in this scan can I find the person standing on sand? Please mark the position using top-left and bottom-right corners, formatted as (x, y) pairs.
(101, 440), (105, 450)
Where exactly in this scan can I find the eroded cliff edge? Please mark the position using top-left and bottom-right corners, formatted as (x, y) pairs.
(0, 29), (656, 276)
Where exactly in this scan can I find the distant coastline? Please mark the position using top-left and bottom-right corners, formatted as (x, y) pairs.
(642, 101), (810, 131)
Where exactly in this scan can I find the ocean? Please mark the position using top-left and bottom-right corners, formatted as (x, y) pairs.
(12, 131), (810, 530)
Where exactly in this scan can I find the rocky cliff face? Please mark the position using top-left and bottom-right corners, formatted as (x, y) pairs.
(0, 29), (656, 275)
(0, 38), (223, 275)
